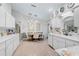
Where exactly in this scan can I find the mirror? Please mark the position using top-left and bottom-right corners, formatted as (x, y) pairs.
(63, 16), (78, 35)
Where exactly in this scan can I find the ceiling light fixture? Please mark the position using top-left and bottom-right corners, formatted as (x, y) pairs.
(31, 3), (37, 7)
(34, 14), (37, 17)
(0, 3), (2, 6)
(49, 8), (53, 12)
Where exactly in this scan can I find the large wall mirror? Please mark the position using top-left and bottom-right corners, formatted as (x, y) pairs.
(63, 16), (78, 35)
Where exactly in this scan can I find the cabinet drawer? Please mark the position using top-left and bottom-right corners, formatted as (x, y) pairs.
(66, 40), (73, 47)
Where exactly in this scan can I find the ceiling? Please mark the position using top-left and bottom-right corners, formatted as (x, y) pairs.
(11, 3), (65, 20)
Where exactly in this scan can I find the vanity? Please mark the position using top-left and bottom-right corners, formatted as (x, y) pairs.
(48, 33), (79, 55)
(48, 33), (79, 49)
(0, 33), (20, 56)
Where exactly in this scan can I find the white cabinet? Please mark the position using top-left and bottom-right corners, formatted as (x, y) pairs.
(13, 34), (19, 51)
(0, 6), (15, 28)
(5, 34), (19, 56)
(0, 42), (5, 56)
(6, 12), (15, 28)
(11, 16), (15, 28)
(53, 36), (65, 49)
(52, 36), (58, 49)
(74, 7), (79, 27)
(5, 38), (14, 56)
(0, 6), (5, 27)
(0, 48), (5, 56)
(48, 34), (53, 46)
(51, 34), (79, 50)
(66, 39), (74, 47)
(6, 12), (11, 28)
(0, 34), (20, 56)
(66, 39), (79, 47)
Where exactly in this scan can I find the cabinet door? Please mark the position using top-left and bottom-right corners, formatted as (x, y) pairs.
(0, 42), (5, 56)
(66, 39), (79, 48)
(11, 16), (15, 28)
(48, 34), (53, 46)
(6, 12), (15, 28)
(13, 34), (19, 51)
(53, 36), (57, 49)
(73, 41), (79, 46)
(57, 37), (65, 48)
(53, 36), (65, 49)
(6, 12), (11, 28)
(5, 39), (14, 56)
(0, 6), (5, 27)
(74, 7), (79, 27)
(14, 37), (18, 51)
(66, 39), (74, 47)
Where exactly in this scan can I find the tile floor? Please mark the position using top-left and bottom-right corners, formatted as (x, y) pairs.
(13, 39), (58, 56)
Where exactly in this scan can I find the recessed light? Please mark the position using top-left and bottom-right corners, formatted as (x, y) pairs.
(49, 8), (53, 12)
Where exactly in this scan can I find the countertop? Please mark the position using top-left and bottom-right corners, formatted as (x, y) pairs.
(49, 33), (79, 42)
(0, 34), (19, 43)
(55, 46), (79, 56)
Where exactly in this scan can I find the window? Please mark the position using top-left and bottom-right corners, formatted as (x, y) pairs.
(28, 20), (40, 32)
